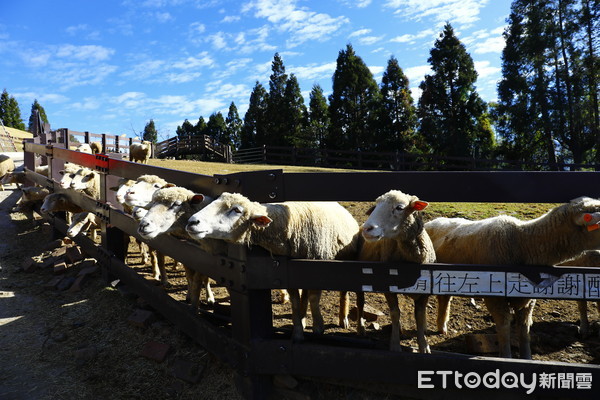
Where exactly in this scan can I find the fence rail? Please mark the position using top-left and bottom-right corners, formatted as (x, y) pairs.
(155, 135), (232, 162)
(21, 136), (600, 399)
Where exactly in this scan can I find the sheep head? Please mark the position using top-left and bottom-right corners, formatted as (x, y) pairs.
(186, 192), (270, 242)
(362, 190), (428, 242)
(124, 175), (168, 208)
(69, 168), (97, 191)
(138, 186), (209, 239)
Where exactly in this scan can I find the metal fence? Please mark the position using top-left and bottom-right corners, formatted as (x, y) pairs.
(21, 137), (600, 399)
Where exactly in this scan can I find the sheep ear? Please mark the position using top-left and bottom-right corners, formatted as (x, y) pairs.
(164, 183), (176, 188)
(59, 170), (66, 175)
(410, 200), (428, 211)
(366, 205), (376, 216)
(189, 194), (204, 205)
(251, 215), (272, 227)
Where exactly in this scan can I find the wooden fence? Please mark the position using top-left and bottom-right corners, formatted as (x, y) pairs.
(21, 136), (600, 399)
(232, 145), (600, 171)
(155, 135), (232, 162)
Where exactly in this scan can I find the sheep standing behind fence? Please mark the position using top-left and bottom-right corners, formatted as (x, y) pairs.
(425, 196), (600, 359)
(129, 141), (152, 163)
(185, 192), (360, 342)
(357, 190), (435, 353)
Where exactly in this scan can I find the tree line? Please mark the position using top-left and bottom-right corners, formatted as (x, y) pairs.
(2, 0), (598, 169)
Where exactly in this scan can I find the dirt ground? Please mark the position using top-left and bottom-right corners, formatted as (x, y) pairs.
(1, 180), (600, 399)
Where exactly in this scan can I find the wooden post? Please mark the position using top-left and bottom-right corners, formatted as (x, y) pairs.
(85, 131), (90, 144)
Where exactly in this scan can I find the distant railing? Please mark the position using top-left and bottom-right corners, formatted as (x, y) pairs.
(155, 135), (232, 163)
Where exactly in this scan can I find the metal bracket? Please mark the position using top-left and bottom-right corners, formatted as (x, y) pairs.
(95, 154), (109, 173)
(94, 201), (110, 224)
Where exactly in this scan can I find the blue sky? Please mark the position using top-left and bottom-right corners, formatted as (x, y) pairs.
(1, 0), (511, 141)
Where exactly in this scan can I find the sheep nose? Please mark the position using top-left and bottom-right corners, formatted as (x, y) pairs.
(363, 224), (375, 232)
(187, 219), (198, 227)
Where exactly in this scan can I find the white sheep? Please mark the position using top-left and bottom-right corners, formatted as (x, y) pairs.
(69, 167), (100, 199)
(67, 211), (101, 240)
(357, 190), (435, 353)
(129, 141), (152, 163)
(0, 155), (15, 191)
(559, 250), (600, 337)
(40, 193), (85, 215)
(58, 164), (82, 189)
(137, 185), (222, 310)
(34, 165), (49, 177)
(75, 143), (93, 153)
(185, 192), (360, 341)
(425, 196), (600, 359)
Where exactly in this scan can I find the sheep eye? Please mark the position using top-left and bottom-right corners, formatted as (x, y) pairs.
(395, 205), (405, 211)
(153, 184), (161, 189)
(231, 206), (242, 214)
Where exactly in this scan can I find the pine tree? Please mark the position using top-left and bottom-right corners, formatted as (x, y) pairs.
(194, 116), (207, 136)
(28, 99), (49, 133)
(242, 82), (268, 148)
(265, 53), (288, 146)
(282, 74), (308, 147)
(142, 119), (158, 143)
(205, 112), (226, 143)
(307, 84), (330, 149)
(417, 23), (494, 161)
(377, 56), (418, 153)
(225, 102), (242, 150)
(0, 89), (25, 130)
(328, 44), (381, 151)
(176, 119), (195, 138)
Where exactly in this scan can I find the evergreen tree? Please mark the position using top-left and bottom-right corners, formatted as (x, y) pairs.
(194, 116), (207, 136)
(0, 89), (25, 130)
(282, 74), (308, 147)
(307, 84), (330, 149)
(265, 53), (288, 146)
(328, 44), (381, 151)
(377, 56), (419, 153)
(142, 119), (158, 143)
(241, 82), (268, 148)
(176, 119), (195, 138)
(225, 102), (242, 150)
(27, 99), (49, 133)
(417, 23), (494, 160)
(205, 112), (226, 143)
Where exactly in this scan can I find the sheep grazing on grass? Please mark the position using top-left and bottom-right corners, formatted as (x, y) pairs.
(0, 155), (15, 191)
(185, 192), (360, 341)
(357, 190), (435, 353)
(425, 196), (600, 359)
(40, 193), (85, 215)
(67, 212), (101, 240)
(137, 185), (222, 310)
(129, 141), (152, 163)
(559, 250), (600, 338)
(69, 167), (100, 199)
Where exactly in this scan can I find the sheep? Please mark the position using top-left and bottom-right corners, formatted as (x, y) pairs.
(34, 165), (49, 177)
(185, 191), (360, 341)
(57, 164), (83, 189)
(0, 155), (15, 191)
(137, 185), (223, 310)
(75, 143), (93, 153)
(425, 196), (600, 359)
(124, 175), (169, 208)
(67, 212), (101, 240)
(15, 187), (50, 219)
(1, 171), (26, 189)
(90, 141), (102, 154)
(357, 190), (436, 353)
(69, 167), (100, 199)
(40, 193), (85, 215)
(559, 250), (600, 337)
(129, 141), (152, 163)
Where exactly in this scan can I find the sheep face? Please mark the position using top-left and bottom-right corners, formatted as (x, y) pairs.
(59, 169), (77, 189)
(70, 169), (97, 191)
(138, 189), (207, 239)
(40, 193), (64, 214)
(362, 190), (428, 242)
(111, 179), (135, 205)
(124, 175), (167, 208)
(186, 192), (270, 241)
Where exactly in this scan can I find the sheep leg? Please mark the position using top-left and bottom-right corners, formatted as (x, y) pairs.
(309, 290), (324, 335)
(578, 300), (590, 338)
(484, 297), (512, 358)
(202, 274), (215, 305)
(357, 291), (366, 336)
(184, 265), (200, 311)
(384, 292), (402, 352)
(515, 299), (535, 359)
(299, 289), (309, 322)
(413, 294), (431, 354)
(339, 291), (350, 329)
(138, 239), (150, 264)
(184, 266), (194, 304)
(289, 289), (305, 341)
(436, 295), (452, 334)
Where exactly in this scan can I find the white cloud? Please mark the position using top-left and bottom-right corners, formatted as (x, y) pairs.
(290, 62), (337, 81)
(404, 65), (432, 85)
(474, 60), (500, 79)
(208, 32), (228, 50)
(171, 52), (216, 69)
(385, 0), (489, 27)
(221, 15), (241, 23)
(56, 44), (115, 62)
(244, 0), (349, 47)
(358, 35), (385, 45)
(153, 12), (174, 23)
(472, 36), (505, 54)
(390, 28), (435, 44)
(349, 28), (372, 38)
